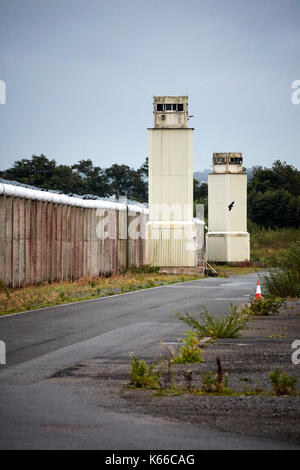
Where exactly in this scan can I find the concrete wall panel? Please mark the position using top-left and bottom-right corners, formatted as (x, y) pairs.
(0, 195), (148, 286)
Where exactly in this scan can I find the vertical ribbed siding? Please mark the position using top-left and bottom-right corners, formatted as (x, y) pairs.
(0, 196), (149, 286)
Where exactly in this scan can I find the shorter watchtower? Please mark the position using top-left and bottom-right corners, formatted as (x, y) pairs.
(206, 153), (250, 262)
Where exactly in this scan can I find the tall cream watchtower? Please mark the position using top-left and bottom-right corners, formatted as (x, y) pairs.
(206, 153), (250, 262)
(146, 96), (197, 267)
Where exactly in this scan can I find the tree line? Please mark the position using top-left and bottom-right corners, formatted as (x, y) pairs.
(0, 155), (148, 202)
(0, 155), (299, 229)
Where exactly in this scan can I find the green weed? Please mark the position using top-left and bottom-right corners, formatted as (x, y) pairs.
(260, 241), (300, 298)
(269, 368), (297, 395)
(172, 331), (203, 364)
(129, 354), (158, 389)
(246, 296), (285, 316)
(127, 264), (160, 274)
(201, 357), (230, 394)
(250, 228), (300, 263)
(175, 303), (250, 339)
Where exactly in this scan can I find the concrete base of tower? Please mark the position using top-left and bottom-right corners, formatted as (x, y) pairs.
(206, 231), (250, 262)
(146, 221), (203, 267)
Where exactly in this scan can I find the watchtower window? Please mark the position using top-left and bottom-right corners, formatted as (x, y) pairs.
(156, 103), (184, 112)
(213, 156), (226, 164)
(229, 157), (243, 164)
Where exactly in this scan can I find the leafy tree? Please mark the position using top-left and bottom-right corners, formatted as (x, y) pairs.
(138, 157), (149, 180)
(194, 180), (208, 219)
(46, 165), (88, 194)
(246, 160), (300, 228)
(194, 180), (208, 200)
(248, 188), (300, 229)
(0, 155), (147, 201)
(104, 164), (147, 201)
(71, 159), (95, 178)
(0, 154), (56, 187)
(247, 160), (300, 197)
(72, 159), (109, 196)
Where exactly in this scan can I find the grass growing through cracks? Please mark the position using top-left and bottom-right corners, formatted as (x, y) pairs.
(174, 303), (250, 339)
(129, 353), (158, 389)
(246, 296), (285, 316)
(172, 331), (204, 364)
(269, 368), (298, 396)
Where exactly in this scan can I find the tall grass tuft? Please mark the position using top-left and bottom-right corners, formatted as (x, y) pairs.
(129, 353), (158, 388)
(250, 227), (300, 262)
(174, 303), (250, 339)
(269, 368), (297, 396)
(260, 241), (300, 298)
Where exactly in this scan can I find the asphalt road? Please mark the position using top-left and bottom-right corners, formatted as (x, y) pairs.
(1, 273), (298, 449)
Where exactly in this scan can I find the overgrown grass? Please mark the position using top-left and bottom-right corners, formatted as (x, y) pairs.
(129, 354), (300, 397)
(129, 353), (159, 389)
(0, 272), (203, 316)
(260, 241), (300, 298)
(172, 331), (204, 364)
(269, 368), (298, 396)
(213, 265), (259, 277)
(250, 227), (300, 263)
(123, 264), (161, 274)
(245, 296), (285, 316)
(174, 303), (250, 339)
(201, 357), (230, 394)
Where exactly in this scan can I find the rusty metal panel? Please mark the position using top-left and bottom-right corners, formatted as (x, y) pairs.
(0, 195), (6, 284)
(56, 203), (62, 281)
(0, 194), (149, 286)
(18, 198), (25, 286)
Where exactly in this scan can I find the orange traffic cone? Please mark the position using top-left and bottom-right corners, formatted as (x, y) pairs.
(255, 280), (262, 299)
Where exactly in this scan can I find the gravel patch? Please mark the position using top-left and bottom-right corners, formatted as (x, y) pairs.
(49, 300), (300, 446)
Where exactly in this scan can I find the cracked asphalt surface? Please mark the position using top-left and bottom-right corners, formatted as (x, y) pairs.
(0, 273), (299, 449)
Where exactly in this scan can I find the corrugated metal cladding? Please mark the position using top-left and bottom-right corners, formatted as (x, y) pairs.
(206, 157), (250, 262)
(206, 233), (250, 262)
(146, 225), (197, 267)
(0, 194), (148, 287)
(147, 127), (202, 267)
(148, 129), (193, 219)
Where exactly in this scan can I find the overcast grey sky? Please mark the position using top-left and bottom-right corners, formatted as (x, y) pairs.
(0, 0), (299, 172)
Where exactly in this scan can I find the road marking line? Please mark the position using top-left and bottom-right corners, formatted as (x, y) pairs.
(214, 297), (247, 300)
(169, 285), (221, 288)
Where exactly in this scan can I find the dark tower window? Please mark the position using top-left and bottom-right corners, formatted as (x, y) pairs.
(156, 103), (184, 112)
(229, 157), (243, 164)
